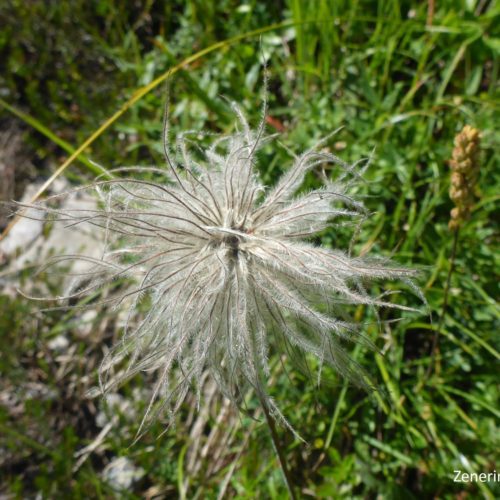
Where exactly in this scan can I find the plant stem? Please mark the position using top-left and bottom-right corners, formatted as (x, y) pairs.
(427, 227), (460, 379)
(257, 391), (298, 500)
(427, 0), (435, 26)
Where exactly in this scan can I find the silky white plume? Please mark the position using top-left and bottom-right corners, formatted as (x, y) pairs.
(17, 102), (418, 434)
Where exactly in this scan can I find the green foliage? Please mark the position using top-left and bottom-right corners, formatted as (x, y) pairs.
(0, 0), (498, 498)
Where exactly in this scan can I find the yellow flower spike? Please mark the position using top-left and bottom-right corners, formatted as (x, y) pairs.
(448, 125), (481, 231)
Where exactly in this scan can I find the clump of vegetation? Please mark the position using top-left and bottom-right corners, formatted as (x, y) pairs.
(0, 1), (498, 498)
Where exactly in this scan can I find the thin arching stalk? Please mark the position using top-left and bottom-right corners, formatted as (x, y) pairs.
(257, 390), (298, 500)
(427, 227), (460, 378)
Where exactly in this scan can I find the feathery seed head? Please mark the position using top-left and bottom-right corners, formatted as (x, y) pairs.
(19, 103), (419, 435)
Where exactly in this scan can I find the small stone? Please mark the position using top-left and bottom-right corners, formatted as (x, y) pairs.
(76, 309), (98, 338)
(47, 334), (70, 352)
(102, 456), (145, 491)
